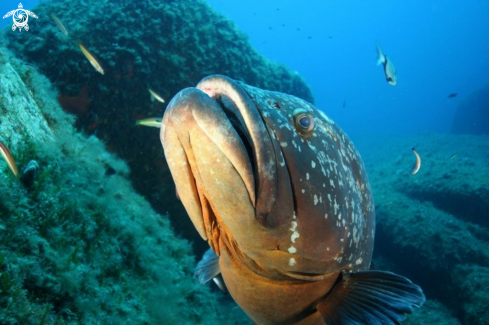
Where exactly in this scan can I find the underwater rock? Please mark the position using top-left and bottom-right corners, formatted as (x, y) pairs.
(405, 300), (461, 325)
(5, 0), (314, 256)
(451, 84), (489, 135)
(0, 45), (248, 324)
(356, 133), (489, 325)
(451, 264), (489, 325)
(20, 160), (39, 188)
(394, 134), (489, 228)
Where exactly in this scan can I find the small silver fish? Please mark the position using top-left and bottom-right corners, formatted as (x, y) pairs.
(50, 13), (69, 36)
(376, 42), (397, 86)
(135, 117), (162, 128)
(148, 88), (165, 103)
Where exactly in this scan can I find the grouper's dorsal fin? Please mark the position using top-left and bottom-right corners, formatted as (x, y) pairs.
(317, 270), (425, 324)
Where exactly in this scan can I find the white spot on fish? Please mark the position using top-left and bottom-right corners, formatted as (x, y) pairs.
(311, 160), (316, 168)
(302, 189), (305, 194)
(355, 258), (363, 265)
(306, 173), (310, 180)
(334, 256), (343, 263)
(288, 246), (297, 254)
(289, 258), (296, 266)
(329, 179), (335, 188)
(290, 221), (300, 243)
(280, 142), (288, 147)
(334, 198), (340, 215)
(314, 195), (318, 205)
(325, 214), (328, 219)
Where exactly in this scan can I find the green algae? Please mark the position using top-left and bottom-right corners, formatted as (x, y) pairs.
(0, 46), (249, 324)
(5, 0), (315, 256)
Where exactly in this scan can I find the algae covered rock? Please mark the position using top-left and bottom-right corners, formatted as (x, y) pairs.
(5, 0), (314, 254)
(0, 46), (248, 324)
(355, 133), (489, 325)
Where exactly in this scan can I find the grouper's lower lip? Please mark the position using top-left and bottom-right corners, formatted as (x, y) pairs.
(160, 83), (259, 240)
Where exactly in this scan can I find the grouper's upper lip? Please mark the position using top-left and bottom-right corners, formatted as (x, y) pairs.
(213, 94), (256, 180)
(196, 75), (285, 229)
(196, 75), (297, 230)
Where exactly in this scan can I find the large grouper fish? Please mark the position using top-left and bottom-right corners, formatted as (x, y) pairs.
(160, 75), (425, 324)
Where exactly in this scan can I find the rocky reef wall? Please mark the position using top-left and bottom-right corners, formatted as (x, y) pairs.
(0, 46), (249, 324)
(5, 0), (314, 255)
(356, 133), (489, 325)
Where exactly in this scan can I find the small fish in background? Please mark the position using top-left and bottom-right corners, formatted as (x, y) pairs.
(376, 42), (396, 86)
(148, 88), (165, 103)
(135, 117), (162, 128)
(0, 141), (18, 178)
(50, 13), (69, 36)
(449, 153), (459, 160)
(448, 93), (458, 98)
(411, 147), (421, 175)
(77, 41), (104, 75)
(342, 100), (346, 108)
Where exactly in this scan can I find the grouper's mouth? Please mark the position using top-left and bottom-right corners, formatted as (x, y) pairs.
(212, 94), (256, 182)
(161, 75), (295, 241)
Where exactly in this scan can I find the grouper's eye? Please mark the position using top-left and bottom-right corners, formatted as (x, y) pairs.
(293, 109), (314, 137)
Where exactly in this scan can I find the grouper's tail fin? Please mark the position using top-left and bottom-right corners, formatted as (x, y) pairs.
(317, 270), (425, 324)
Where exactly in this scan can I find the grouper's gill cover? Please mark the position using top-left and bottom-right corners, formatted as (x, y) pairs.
(160, 75), (425, 325)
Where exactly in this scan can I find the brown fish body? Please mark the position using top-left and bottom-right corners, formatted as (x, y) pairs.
(160, 75), (424, 324)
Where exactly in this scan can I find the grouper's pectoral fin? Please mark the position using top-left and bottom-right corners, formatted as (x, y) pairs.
(317, 270), (425, 324)
(194, 248), (227, 293)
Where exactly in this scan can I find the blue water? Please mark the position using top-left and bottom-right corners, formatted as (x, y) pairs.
(205, 0), (489, 136)
(2, 1), (488, 136)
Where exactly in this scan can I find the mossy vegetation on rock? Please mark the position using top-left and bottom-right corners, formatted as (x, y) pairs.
(355, 133), (489, 325)
(0, 46), (249, 324)
(5, 0), (314, 256)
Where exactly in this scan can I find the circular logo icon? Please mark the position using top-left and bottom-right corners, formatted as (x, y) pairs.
(13, 9), (28, 27)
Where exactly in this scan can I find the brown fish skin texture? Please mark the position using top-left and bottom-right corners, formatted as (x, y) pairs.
(161, 75), (424, 324)
(161, 76), (373, 323)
